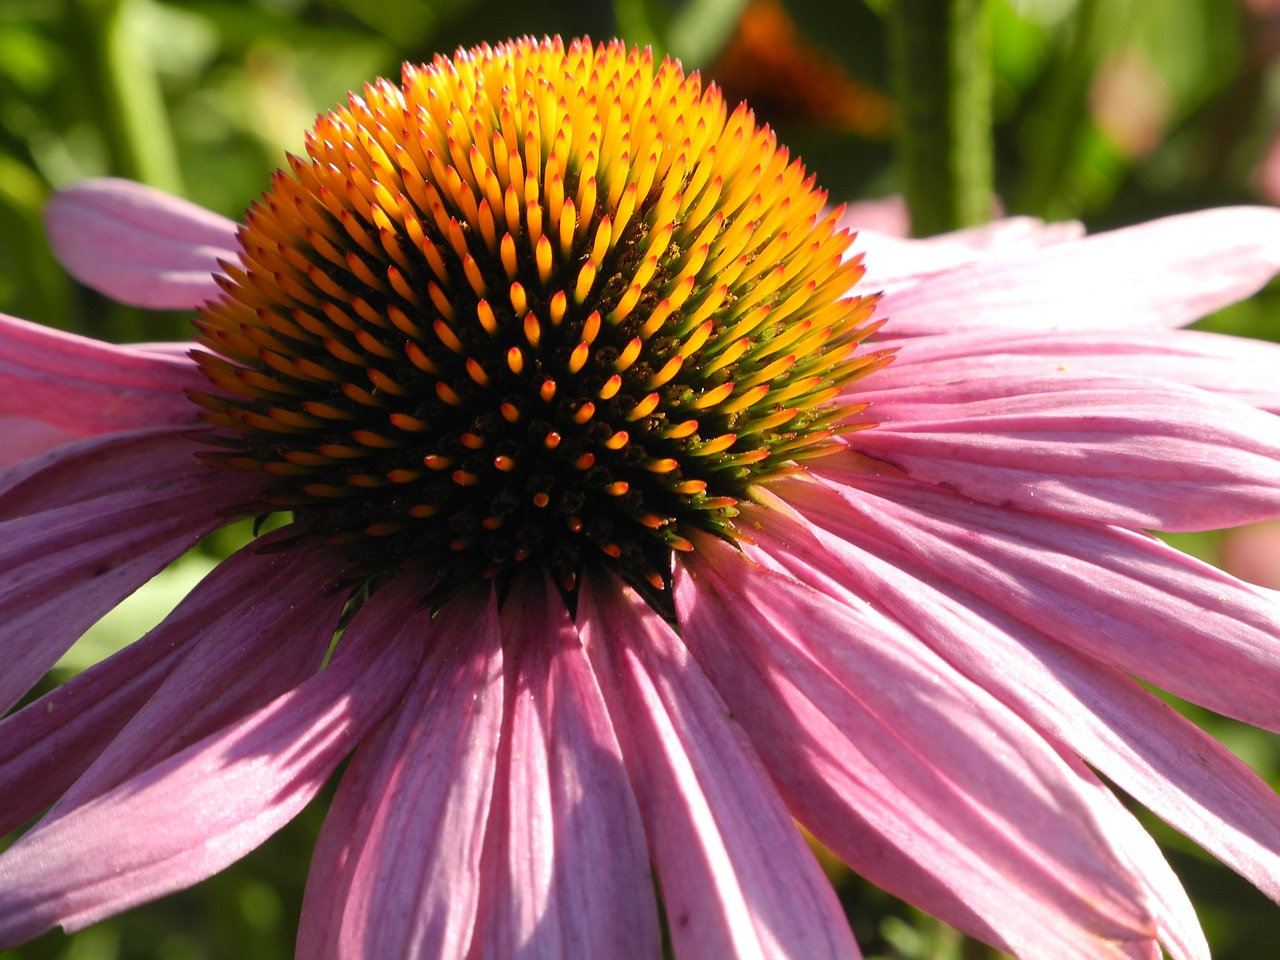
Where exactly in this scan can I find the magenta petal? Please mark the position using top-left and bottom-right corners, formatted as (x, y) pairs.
(0, 572), (425, 947)
(579, 573), (862, 960)
(877, 206), (1280, 335)
(470, 576), (659, 960)
(0, 417), (77, 468)
(872, 327), (1280, 415)
(676, 539), (1161, 959)
(0, 312), (202, 438)
(842, 373), (1280, 531)
(298, 589), (504, 960)
(0, 429), (262, 714)
(45, 178), (237, 310)
(804, 473), (1280, 735)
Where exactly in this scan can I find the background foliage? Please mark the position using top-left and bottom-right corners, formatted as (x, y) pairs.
(2, 0), (1280, 957)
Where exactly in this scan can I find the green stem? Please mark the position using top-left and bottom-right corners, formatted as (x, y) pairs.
(71, 0), (183, 193)
(888, 0), (993, 236)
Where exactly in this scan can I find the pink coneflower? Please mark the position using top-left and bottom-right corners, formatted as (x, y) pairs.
(4, 35), (1280, 960)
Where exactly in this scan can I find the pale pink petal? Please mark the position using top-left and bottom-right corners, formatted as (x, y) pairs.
(578, 573), (864, 960)
(45, 178), (237, 310)
(466, 576), (658, 960)
(0, 312), (202, 436)
(298, 589), (504, 960)
(0, 429), (262, 714)
(875, 207), (1280, 335)
(807, 471), (1280, 734)
(46, 535), (350, 818)
(676, 538), (1161, 959)
(770, 477), (1280, 915)
(838, 196), (909, 237)
(841, 373), (1280, 531)
(871, 327), (1280, 414)
(852, 216), (1084, 291)
(0, 573), (425, 947)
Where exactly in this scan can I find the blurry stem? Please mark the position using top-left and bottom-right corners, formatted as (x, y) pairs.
(70, 0), (183, 193)
(888, 0), (993, 236)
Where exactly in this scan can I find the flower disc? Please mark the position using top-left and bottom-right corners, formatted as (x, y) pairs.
(191, 36), (886, 601)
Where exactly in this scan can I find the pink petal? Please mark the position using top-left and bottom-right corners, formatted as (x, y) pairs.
(470, 576), (658, 960)
(298, 588), (504, 960)
(0, 572), (426, 947)
(841, 372), (1280, 531)
(578, 572), (863, 960)
(676, 538), (1161, 959)
(45, 178), (237, 310)
(805, 471), (1280, 736)
(0, 312), (202, 437)
(871, 327), (1280, 414)
(770, 477), (1280, 916)
(45, 534), (350, 819)
(876, 207), (1280, 335)
(0, 429), (262, 714)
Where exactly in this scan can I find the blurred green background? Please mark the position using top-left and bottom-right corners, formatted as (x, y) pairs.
(2, 0), (1280, 957)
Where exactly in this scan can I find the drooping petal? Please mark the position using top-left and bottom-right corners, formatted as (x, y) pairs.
(0, 428), (263, 714)
(747, 490), (1218, 957)
(840, 372), (1280, 531)
(801, 471), (1280, 736)
(0, 572), (425, 947)
(45, 534), (351, 819)
(298, 588), (504, 960)
(875, 207), (1280, 335)
(676, 538), (1161, 960)
(45, 178), (237, 310)
(869, 327), (1280, 414)
(769, 478), (1280, 942)
(0, 535), (342, 835)
(470, 575), (658, 960)
(0, 312), (202, 438)
(578, 572), (863, 960)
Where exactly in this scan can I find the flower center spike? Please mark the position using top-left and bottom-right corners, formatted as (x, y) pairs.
(191, 36), (886, 602)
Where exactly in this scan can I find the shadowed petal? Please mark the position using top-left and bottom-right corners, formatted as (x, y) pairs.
(841, 374), (1280, 531)
(677, 539), (1161, 959)
(471, 575), (658, 960)
(871, 328), (1280, 414)
(579, 572), (862, 960)
(0, 537), (341, 836)
(45, 178), (237, 310)
(45, 535), (351, 819)
(0, 428), (264, 714)
(298, 589), (504, 960)
(0, 573), (425, 947)
(0, 312), (202, 439)
(768, 477), (1280, 923)
(876, 207), (1280, 335)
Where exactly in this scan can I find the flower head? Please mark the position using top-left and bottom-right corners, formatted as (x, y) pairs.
(191, 37), (881, 603)
(5, 34), (1280, 960)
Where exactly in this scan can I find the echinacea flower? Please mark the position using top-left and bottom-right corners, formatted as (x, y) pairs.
(5, 34), (1280, 959)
